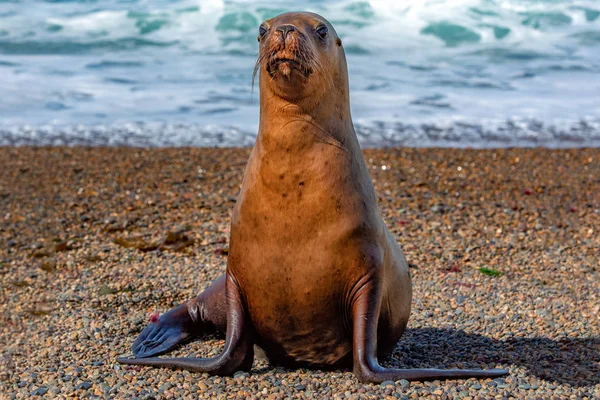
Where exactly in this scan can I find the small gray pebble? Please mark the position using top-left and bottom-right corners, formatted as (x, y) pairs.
(31, 387), (48, 396)
(519, 384), (531, 390)
(76, 381), (92, 390)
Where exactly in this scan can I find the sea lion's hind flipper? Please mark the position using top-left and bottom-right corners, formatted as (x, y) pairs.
(351, 279), (509, 383)
(118, 274), (254, 375)
(117, 346), (255, 374)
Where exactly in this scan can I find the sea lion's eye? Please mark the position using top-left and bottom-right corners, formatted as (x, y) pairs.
(258, 25), (268, 41)
(316, 25), (328, 39)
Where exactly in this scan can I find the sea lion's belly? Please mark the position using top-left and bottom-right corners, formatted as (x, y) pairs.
(231, 236), (358, 367)
(257, 328), (352, 367)
(244, 271), (353, 367)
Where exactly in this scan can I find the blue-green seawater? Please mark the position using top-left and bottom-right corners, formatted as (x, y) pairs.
(0, 0), (599, 147)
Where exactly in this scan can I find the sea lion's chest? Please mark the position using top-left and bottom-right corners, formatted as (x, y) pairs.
(226, 146), (372, 365)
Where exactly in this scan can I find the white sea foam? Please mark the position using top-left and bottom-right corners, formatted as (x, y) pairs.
(0, 0), (599, 147)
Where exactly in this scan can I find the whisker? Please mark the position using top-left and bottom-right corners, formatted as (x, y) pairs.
(252, 31), (322, 92)
(251, 51), (262, 97)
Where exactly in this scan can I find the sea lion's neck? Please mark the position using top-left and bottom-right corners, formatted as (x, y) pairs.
(257, 91), (358, 155)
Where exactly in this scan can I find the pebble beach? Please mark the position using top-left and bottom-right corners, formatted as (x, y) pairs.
(0, 146), (598, 399)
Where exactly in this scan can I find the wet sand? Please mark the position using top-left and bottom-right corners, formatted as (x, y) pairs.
(0, 147), (598, 399)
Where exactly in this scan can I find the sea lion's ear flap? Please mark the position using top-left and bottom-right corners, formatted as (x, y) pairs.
(336, 38), (342, 47)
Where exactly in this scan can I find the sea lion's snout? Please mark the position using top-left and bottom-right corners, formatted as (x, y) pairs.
(254, 12), (340, 101)
(276, 24), (297, 40)
(272, 24), (303, 80)
(259, 20), (314, 81)
(267, 56), (311, 80)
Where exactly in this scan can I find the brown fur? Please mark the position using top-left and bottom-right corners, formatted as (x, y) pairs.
(118, 12), (508, 383)
(236, 12), (411, 367)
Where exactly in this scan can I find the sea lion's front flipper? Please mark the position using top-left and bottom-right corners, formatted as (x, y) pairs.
(132, 303), (195, 358)
(118, 274), (253, 375)
(131, 274), (228, 358)
(351, 278), (509, 383)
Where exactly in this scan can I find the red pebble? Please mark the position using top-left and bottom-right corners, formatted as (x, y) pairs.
(569, 207), (577, 213)
(150, 312), (160, 323)
(448, 263), (461, 273)
(523, 189), (533, 195)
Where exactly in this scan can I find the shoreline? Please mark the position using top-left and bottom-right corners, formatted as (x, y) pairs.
(2, 119), (600, 148)
(1, 147), (598, 398)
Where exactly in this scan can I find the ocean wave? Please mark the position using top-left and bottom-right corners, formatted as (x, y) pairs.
(0, 38), (176, 55)
(0, 0), (599, 147)
(1, 0), (599, 55)
(2, 118), (599, 148)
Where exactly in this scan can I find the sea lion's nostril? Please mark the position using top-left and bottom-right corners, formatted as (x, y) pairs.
(276, 24), (297, 39)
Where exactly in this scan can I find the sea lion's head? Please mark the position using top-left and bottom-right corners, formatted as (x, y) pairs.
(255, 12), (346, 104)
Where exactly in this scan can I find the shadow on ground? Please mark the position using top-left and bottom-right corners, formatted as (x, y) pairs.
(138, 326), (599, 388)
(386, 328), (599, 387)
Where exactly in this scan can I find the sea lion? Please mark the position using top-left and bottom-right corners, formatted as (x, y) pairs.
(118, 12), (508, 382)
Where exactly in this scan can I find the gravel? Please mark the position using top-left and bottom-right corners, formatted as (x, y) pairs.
(0, 147), (598, 399)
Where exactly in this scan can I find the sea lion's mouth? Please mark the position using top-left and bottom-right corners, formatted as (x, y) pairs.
(267, 57), (312, 78)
